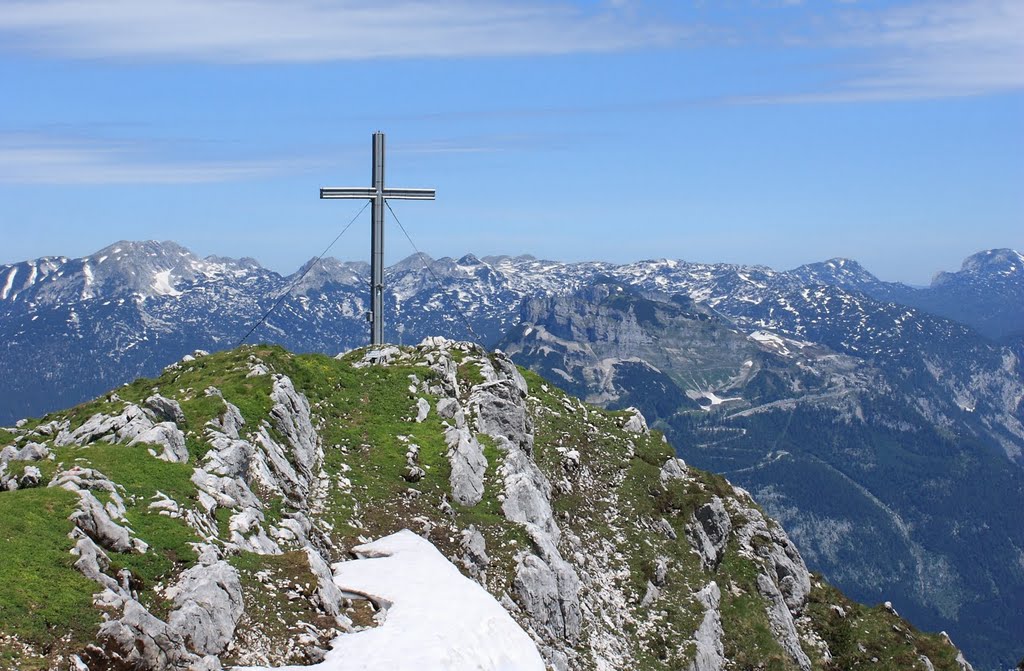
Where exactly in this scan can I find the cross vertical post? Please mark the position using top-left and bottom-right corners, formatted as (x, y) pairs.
(320, 132), (435, 346)
(371, 132), (385, 346)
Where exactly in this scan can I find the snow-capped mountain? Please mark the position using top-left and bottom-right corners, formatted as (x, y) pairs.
(788, 249), (1024, 341)
(1, 240), (1022, 668)
(2, 241), (1021, 433)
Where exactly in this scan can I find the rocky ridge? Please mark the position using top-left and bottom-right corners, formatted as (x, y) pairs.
(499, 281), (1024, 670)
(0, 341), (973, 670)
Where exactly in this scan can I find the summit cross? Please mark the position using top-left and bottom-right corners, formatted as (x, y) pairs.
(320, 131), (435, 346)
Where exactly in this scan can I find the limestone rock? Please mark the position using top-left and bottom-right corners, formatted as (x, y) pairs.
(446, 426), (487, 506)
(19, 465), (42, 488)
(352, 345), (403, 368)
(472, 380), (534, 453)
(70, 533), (122, 594)
(640, 581), (660, 608)
(500, 444), (559, 541)
(461, 525), (490, 582)
(688, 582), (725, 671)
(55, 404), (155, 447)
(14, 442), (51, 462)
(98, 599), (192, 670)
(435, 397), (457, 418)
(733, 504), (811, 613)
(145, 394), (187, 425)
(622, 407), (649, 434)
(659, 456), (688, 484)
(757, 573), (812, 671)
(269, 375), (321, 480)
(514, 525), (582, 645)
(303, 547), (345, 616)
(131, 422), (189, 463)
(415, 397), (430, 423)
(70, 491), (134, 553)
(687, 497), (731, 571)
(166, 561), (244, 656)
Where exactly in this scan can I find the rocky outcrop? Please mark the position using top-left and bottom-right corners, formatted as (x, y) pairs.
(97, 599), (197, 670)
(48, 368), (343, 670)
(0, 441), (53, 490)
(730, 496), (814, 669)
(446, 425), (486, 505)
(465, 346), (582, 659)
(145, 394), (187, 425)
(687, 497), (731, 571)
(757, 573), (812, 671)
(622, 407), (649, 434)
(54, 401), (189, 463)
(460, 525), (490, 583)
(2, 342), (977, 671)
(166, 560), (244, 657)
(130, 422), (189, 463)
(688, 582), (725, 671)
(412, 338), (582, 667)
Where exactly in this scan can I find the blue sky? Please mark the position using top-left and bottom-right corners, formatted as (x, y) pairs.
(1, 0), (1021, 284)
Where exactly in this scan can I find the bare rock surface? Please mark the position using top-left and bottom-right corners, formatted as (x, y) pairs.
(130, 422), (189, 463)
(446, 426), (487, 506)
(688, 582), (725, 671)
(166, 560), (245, 657)
(146, 394), (187, 425)
(687, 497), (731, 571)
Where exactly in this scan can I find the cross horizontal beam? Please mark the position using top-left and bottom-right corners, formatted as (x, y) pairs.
(320, 187), (436, 200)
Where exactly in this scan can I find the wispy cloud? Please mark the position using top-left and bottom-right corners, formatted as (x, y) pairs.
(0, 132), (533, 184)
(0, 0), (682, 62)
(758, 0), (1024, 102)
(0, 135), (306, 184)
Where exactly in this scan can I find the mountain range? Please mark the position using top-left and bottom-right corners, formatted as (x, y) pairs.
(1, 241), (1022, 669)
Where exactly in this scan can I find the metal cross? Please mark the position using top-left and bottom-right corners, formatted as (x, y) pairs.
(320, 132), (435, 346)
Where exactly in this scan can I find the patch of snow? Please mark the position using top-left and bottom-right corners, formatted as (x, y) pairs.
(0, 267), (16, 300)
(151, 269), (182, 297)
(240, 530), (544, 671)
(703, 391), (741, 406)
(82, 262), (95, 300)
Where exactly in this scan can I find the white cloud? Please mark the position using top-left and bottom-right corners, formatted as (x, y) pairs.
(0, 135), (300, 184)
(0, 0), (681, 62)
(771, 0), (1024, 102)
(0, 133), (520, 185)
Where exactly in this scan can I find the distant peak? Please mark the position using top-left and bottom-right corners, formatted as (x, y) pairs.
(823, 257), (859, 269)
(92, 239), (192, 258)
(790, 257), (879, 287)
(959, 248), (1024, 274)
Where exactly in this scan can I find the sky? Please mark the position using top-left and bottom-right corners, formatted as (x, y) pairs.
(1, 0), (1022, 285)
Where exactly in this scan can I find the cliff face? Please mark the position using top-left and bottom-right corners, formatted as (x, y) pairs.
(502, 281), (1024, 669)
(0, 341), (973, 670)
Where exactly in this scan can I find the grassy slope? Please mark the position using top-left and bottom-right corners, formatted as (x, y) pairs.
(0, 345), (972, 670)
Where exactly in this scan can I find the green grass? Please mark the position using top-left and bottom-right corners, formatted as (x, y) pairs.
(0, 344), (975, 671)
(59, 442), (200, 594)
(804, 579), (965, 671)
(0, 488), (100, 657)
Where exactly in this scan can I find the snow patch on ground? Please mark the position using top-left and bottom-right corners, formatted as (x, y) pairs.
(239, 529), (544, 671)
(151, 269), (182, 297)
(702, 391), (742, 406)
(0, 267), (15, 300)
